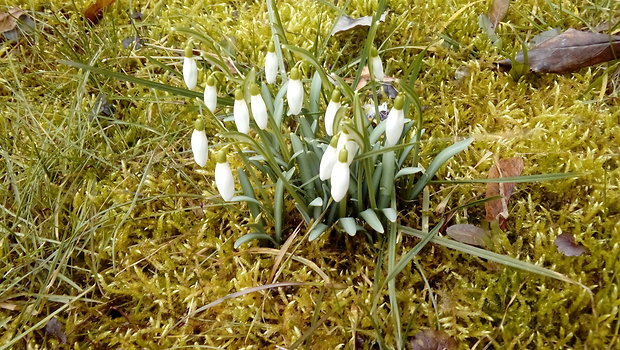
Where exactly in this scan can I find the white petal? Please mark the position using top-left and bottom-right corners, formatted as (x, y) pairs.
(324, 101), (340, 136)
(330, 161), (350, 202)
(233, 99), (250, 134)
(191, 129), (208, 167)
(319, 145), (337, 180)
(265, 51), (278, 84)
(204, 84), (217, 112)
(370, 56), (384, 82)
(183, 57), (198, 90)
(250, 94), (268, 130)
(287, 79), (303, 115)
(385, 108), (405, 147)
(215, 162), (235, 201)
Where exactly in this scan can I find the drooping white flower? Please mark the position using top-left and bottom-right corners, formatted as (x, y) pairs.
(324, 89), (341, 136)
(385, 95), (406, 147)
(203, 74), (217, 112)
(319, 136), (339, 180)
(265, 42), (278, 84)
(287, 68), (304, 115)
(214, 150), (235, 201)
(330, 148), (350, 202)
(370, 46), (384, 82)
(183, 44), (198, 90)
(249, 84), (268, 130)
(191, 118), (208, 167)
(233, 88), (250, 134)
(336, 129), (359, 164)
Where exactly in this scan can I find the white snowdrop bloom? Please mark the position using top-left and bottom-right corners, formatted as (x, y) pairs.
(324, 89), (341, 136)
(385, 96), (406, 147)
(287, 68), (304, 115)
(336, 129), (359, 164)
(203, 74), (217, 112)
(249, 84), (268, 130)
(191, 118), (208, 167)
(214, 150), (235, 201)
(319, 136), (339, 181)
(330, 148), (350, 202)
(183, 45), (198, 90)
(265, 42), (278, 84)
(370, 46), (384, 82)
(233, 89), (250, 134)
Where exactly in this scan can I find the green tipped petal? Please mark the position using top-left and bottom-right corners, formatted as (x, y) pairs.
(394, 95), (405, 110)
(249, 84), (260, 96)
(370, 46), (378, 57)
(194, 118), (205, 131)
(235, 88), (244, 100)
(338, 148), (348, 163)
(268, 41), (275, 52)
(329, 135), (339, 147)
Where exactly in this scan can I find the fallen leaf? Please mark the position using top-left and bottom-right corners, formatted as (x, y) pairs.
(409, 330), (458, 350)
(46, 317), (67, 344)
(495, 28), (620, 74)
(554, 233), (587, 256)
(485, 157), (524, 228)
(331, 12), (388, 36)
(488, 0), (510, 30)
(0, 8), (35, 42)
(84, 0), (116, 24)
(122, 36), (144, 50)
(531, 28), (561, 46)
(446, 223), (488, 246)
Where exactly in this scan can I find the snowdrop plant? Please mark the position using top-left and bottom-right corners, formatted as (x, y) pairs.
(287, 68), (304, 115)
(214, 150), (235, 201)
(324, 89), (341, 136)
(233, 89), (250, 134)
(190, 118), (208, 167)
(265, 42), (278, 84)
(249, 84), (269, 130)
(182, 43), (198, 90)
(203, 74), (217, 112)
(369, 46), (384, 81)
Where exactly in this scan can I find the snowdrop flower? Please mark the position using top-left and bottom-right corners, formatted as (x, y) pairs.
(203, 74), (217, 113)
(265, 42), (278, 84)
(233, 89), (250, 134)
(336, 128), (359, 164)
(287, 68), (304, 115)
(385, 95), (406, 147)
(249, 84), (268, 130)
(214, 150), (235, 201)
(183, 44), (198, 90)
(330, 148), (350, 202)
(191, 118), (208, 167)
(319, 136), (339, 181)
(370, 46), (384, 82)
(324, 89), (341, 136)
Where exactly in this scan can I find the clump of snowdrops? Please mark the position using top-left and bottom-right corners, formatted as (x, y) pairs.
(183, 39), (471, 247)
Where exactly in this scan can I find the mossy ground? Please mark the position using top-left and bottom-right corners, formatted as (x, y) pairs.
(1, 0), (619, 348)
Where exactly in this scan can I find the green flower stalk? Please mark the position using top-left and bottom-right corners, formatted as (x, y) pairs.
(215, 150), (235, 201)
(249, 84), (268, 130)
(265, 42), (277, 84)
(370, 46), (384, 82)
(287, 68), (303, 115)
(191, 118), (208, 167)
(183, 43), (198, 90)
(330, 148), (350, 202)
(324, 89), (341, 136)
(233, 89), (250, 134)
(203, 74), (217, 113)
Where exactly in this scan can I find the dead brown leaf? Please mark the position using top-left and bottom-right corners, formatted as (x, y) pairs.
(330, 12), (387, 36)
(446, 223), (488, 246)
(409, 330), (458, 350)
(0, 8), (35, 42)
(46, 317), (67, 344)
(488, 0), (510, 30)
(0, 8), (25, 33)
(485, 157), (524, 228)
(84, 0), (116, 24)
(554, 233), (587, 256)
(495, 28), (620, 74)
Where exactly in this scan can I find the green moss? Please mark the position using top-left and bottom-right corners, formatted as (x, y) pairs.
(1, 0), (618, 348)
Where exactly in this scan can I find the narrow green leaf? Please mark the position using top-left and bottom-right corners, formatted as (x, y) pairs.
(339, 217), (357, 236)
(309, 223), (329, 241)
(395, 167), (423, 179)
(274, 178), (285, 243)
(382, 208), (397, 222)
(360, 209), (384, 233)
(233, 232), (276, 249)
(432, 172), (580, 184)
